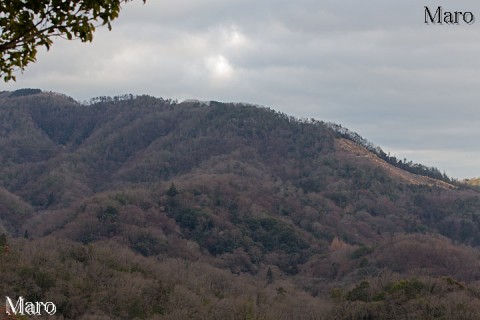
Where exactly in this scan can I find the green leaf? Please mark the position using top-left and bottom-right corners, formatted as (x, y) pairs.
(1, 0), (148, 81)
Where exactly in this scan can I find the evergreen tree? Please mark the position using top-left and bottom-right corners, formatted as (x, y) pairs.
(166, 183), (179, 197)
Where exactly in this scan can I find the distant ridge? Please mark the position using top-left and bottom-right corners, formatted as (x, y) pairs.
(327, 122), (454, 184)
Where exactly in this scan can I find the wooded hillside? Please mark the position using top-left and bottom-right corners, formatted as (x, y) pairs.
(1, 90), (480, 319)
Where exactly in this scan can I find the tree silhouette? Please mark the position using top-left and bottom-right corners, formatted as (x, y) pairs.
(0, 0), (146, 81)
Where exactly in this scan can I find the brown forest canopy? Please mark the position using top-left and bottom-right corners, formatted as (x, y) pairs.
(1, 90), (480, 319)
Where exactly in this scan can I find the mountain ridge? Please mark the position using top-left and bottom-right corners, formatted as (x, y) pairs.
(2, 89), (480, 319)
(336, 138), (454, 189)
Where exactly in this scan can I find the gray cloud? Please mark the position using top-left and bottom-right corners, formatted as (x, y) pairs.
(3, 0), (480, 178)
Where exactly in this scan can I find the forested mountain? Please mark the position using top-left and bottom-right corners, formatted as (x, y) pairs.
(1, 89), (480, 319)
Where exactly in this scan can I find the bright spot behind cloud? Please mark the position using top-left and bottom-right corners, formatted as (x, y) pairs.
(225, 26), (247, 47)
(205, 55), (234, 81)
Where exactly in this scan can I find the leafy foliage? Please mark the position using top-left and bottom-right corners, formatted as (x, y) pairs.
(0, 0), (146, 81)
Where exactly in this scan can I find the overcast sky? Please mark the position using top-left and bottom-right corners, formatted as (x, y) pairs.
(3, 0), (480, 179)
